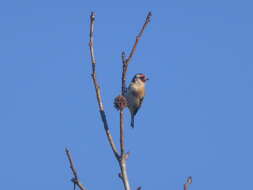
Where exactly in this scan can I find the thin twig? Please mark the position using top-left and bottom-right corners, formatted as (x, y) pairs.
(126, 12), (152, 64)
(89, 12), (120, 160)
(65, 148), (88, 190)
(121, 12), (152, 94)
(121, 52), (127, 94)
(184, 176), (192, 190)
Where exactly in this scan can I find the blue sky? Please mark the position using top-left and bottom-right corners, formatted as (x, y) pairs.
(1, 0), (253, 189)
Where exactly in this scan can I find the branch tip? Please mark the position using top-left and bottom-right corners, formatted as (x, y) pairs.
(90, 12), (95, 19)
(122, 52), (126, 63)
(147, 11), (152, 20)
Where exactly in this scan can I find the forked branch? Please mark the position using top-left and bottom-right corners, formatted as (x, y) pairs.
(65, 11), (191, 190)
(88, 11), (151, 190)
(119, 11), (152, 190)
(122, 12), (152, 94)
(65, 148), (88, 190)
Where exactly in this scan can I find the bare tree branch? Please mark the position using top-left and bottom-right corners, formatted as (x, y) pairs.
(67, 11), (191, 190)
(89, 12), (120, 160)
(88, 11), (152, 190)
(120, 110), (125, 155)
(117, 11), (152, 190)
(122, 12), (152, 94)
(119, 11), (152, 190)
(65, 148), (88, 190)
(121, 52), (127, 94)
(119, 109), (129, 190)
(184, 176), (192, 190)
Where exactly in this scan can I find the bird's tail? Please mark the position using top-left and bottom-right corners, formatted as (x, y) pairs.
(131, 115), (135, 128)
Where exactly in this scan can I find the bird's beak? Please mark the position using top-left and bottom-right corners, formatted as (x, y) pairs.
(145, 78), (149, 81)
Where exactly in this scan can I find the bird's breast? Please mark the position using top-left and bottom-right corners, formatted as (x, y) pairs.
(131, 84), (145, 98)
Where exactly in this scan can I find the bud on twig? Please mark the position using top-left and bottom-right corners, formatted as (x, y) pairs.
(118, 172), (123, 179)
(125, 152), (131, 160)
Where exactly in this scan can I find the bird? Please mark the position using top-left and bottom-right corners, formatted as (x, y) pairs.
(124, 73), (149, 128)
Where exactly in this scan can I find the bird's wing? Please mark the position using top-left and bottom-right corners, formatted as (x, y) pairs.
(133, 97), (144, 116)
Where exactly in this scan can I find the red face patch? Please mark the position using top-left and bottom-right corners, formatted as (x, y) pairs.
(139, 74), (148, 82)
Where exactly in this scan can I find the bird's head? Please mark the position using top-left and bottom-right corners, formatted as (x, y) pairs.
(132, 73), (149, 83)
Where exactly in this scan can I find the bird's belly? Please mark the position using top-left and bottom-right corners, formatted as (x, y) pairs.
(126, 94), (140, 109)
